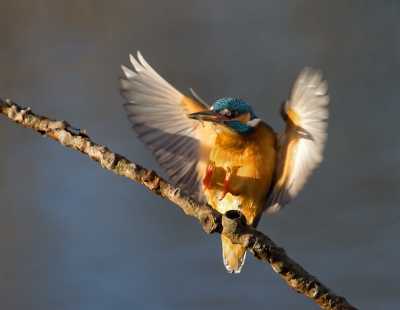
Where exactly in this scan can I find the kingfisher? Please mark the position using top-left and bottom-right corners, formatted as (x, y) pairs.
(119, 52), (329, 273)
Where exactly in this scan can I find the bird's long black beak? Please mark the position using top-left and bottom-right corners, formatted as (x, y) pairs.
(187, 110), (228, 123)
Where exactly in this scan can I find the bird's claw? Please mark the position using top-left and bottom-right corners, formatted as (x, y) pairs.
(203, 161), (215, 193)
(219, 167), (237, 200)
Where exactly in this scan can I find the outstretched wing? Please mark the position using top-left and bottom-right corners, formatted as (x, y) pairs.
(119, 52), (216, 202)
(264, 68), (329, 214)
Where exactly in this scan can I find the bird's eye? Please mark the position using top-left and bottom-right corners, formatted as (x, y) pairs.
(230, 110), (239, 118)
(219, 108), (240, 119)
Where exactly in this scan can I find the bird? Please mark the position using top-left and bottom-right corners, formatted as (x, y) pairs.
(119, 52), (329, 274)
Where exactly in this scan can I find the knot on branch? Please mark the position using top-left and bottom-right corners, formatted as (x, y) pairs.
(199, 209), (220, 234)
(101, 152), (118, 170)
(224, 210), (246, 225)
(144, 169), (157, 182)
(45, 120), (70, 131)
(222, 210), (246, 243)
(7, 101), (26, 120)
(1, 99), (13, 107)
(143, 170), (162, 195)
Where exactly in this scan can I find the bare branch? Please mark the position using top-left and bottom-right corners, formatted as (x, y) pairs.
(0, 98), (357, 310)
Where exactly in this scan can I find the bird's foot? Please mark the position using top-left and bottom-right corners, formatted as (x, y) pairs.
(219, 167), (237, 200)
(202, 161), (215, 193)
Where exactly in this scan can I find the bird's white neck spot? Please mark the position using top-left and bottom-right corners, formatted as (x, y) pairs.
(247, 118), (261, 127)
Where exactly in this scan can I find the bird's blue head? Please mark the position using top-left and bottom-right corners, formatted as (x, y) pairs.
(188, 98), (260, 135)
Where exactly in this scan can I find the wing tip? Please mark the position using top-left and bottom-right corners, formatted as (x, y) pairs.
(263, 203), (283, 215)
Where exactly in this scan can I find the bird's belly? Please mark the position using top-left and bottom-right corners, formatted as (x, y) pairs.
(204, 133), (276, 226)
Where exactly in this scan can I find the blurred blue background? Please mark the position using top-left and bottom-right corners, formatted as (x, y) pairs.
(1, 1), (399, 309)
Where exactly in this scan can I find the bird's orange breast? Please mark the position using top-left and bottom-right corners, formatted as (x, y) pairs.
(205, 122), (276, 226)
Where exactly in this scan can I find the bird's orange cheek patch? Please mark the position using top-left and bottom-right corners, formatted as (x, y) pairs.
(237, 112), (250, 124)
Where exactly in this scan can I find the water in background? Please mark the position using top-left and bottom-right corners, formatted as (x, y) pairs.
(0, 1), (399, 309)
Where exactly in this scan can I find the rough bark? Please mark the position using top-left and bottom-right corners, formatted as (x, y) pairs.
(0, 98), (357, 310)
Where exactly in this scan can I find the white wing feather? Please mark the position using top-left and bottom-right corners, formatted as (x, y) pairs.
(120, 52), (216, 202)
(264, 68), (329, 214)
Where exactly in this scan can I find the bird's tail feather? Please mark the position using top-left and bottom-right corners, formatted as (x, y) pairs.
(221, 235), (246, 274)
